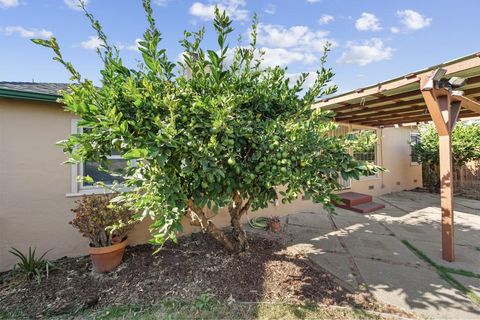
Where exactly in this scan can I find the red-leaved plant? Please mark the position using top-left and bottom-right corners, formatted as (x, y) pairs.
(70, 194), (136, 247)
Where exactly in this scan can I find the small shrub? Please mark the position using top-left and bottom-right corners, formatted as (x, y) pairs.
(194, 294), (215, 311)
(70, 194), (136, 247)
(9, 247), (53, 282)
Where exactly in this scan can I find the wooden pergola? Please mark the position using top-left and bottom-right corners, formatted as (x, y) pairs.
(315, 52), (480, 262)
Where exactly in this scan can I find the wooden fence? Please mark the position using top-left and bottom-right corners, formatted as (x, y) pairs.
(454, 162), (480, 199)
(423, 161), (480, 199)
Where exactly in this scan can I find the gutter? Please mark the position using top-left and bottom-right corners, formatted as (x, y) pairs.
(0, 87), (60, 103)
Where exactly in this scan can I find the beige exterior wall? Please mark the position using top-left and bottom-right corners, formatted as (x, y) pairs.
(0, 99), (421, 271)
(349, 126), (423, 196)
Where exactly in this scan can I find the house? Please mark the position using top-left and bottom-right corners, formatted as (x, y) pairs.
(0, 81), (422, 271)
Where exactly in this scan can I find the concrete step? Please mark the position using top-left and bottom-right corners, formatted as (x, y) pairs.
(349, 202), (386, 214)
(337, 192), (372, 207)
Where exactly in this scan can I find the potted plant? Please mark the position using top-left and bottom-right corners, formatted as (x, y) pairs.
(269, 216), (282, 233)
(70, 194), (136, 273)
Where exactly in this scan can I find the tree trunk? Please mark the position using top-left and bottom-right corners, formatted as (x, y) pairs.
(187, 199), (235, 251)
(229, 191), (251, 251)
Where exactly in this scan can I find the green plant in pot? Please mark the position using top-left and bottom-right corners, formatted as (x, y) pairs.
(70, 194), (136, 272)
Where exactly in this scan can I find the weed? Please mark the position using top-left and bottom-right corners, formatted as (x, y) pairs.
(402, 240), (480, 306)
(194, 294), (215, 311)
(9, 247), (54, 283)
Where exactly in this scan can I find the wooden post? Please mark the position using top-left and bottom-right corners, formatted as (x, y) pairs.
(439, 133), (455, 261)
(421, 79), (457, 261)
(438, 95), (455, 262)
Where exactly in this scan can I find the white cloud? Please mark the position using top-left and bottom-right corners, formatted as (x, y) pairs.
(256, 23), (336, 53)
(1, 26), (53, 39)
(306, 0), (321, 3)
(264, 3), (275, 15)
(260, 47), (317, 67)
(0, 0), (19, 8)
(337, 38), (393, 66)
(318, 14), (334, 25)
(189, 0), (248, 21)
(80, 36), (104, 50)
(397, 9), (432, 30)
(64, 0), (88, 11)
(127, 38), (142, 52)
(287, 72), (318, 89)
(223, 47), (318, 68)
(355, 12), (381, 31)
(390, 27), (400, 34)
(154, 0), (170, 5)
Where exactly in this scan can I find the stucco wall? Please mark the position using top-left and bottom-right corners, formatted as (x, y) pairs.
(349, 127), (423, 196)
(0, 99), (421, 271)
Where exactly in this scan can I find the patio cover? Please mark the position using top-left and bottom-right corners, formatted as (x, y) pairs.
(314, 52), (480, 262)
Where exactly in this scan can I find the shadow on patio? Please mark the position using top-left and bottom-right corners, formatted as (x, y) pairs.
(268, 191), (480, 319)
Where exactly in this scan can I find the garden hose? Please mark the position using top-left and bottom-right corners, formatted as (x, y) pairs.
(249, 216), (270, 230)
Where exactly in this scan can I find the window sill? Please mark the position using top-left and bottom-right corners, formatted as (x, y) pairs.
(66, 187), (132, 198)
(66, 189), (115, 198)
(357, 175), (381, 181)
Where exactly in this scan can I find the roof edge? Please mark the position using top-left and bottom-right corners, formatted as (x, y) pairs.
(0, 87), (60, 103)
(317, 51), (480, 106)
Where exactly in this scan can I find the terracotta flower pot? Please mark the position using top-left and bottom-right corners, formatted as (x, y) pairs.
(269, 220), (281, 233)
(89, 239), (128, 273)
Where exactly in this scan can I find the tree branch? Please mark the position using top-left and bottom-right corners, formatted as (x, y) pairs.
(187, 199), (234, 251)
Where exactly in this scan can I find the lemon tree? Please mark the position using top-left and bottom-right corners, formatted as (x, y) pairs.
(34, 0), (381, 251)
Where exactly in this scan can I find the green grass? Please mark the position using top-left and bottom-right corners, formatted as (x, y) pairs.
(0, 299), (385, 320)
(80, 302), (384, 320)
(402, 240), (480, 306)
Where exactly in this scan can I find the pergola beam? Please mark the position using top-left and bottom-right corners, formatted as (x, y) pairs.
(336, 101), (426, 120)
(421, 89), (450, 135)
(348, 107), (429, 123)
(452, 94), (480, 114)
(450, 101), (461, 130)
(316, 52), (480, 109)
(359, 111), (475, 127)
(333, 87), (480, 120)
(329, 90), (422, 112)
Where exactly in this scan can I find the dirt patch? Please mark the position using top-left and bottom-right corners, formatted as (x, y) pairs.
(0, 233), (409, 318)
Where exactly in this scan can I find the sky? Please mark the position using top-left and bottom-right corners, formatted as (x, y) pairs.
(1, 0), (479, 93)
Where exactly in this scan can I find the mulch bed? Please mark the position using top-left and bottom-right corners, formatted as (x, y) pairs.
(0, 233), (408, 318)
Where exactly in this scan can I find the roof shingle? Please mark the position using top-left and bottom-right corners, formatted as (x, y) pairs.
(0, 82), (68, 96)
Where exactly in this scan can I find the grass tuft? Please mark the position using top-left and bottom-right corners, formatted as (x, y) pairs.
(0, 299), (385, 320)
(402, 240), (480, 306)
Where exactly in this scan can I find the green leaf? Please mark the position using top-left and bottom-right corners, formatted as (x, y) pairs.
(123, 148), (149, 159)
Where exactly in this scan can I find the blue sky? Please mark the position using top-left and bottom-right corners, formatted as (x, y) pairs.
(1, 0), (479, 93)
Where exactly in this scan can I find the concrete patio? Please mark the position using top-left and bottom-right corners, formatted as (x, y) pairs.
(259, 191), (480, 319)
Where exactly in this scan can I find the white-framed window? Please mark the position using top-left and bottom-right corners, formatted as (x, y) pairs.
(410, 132), (420, 165)
(69, 119), (131, 196)
(352, 128), (379, 180)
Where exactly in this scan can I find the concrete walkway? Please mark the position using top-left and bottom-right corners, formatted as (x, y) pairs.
(267, 191), (480, 319)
